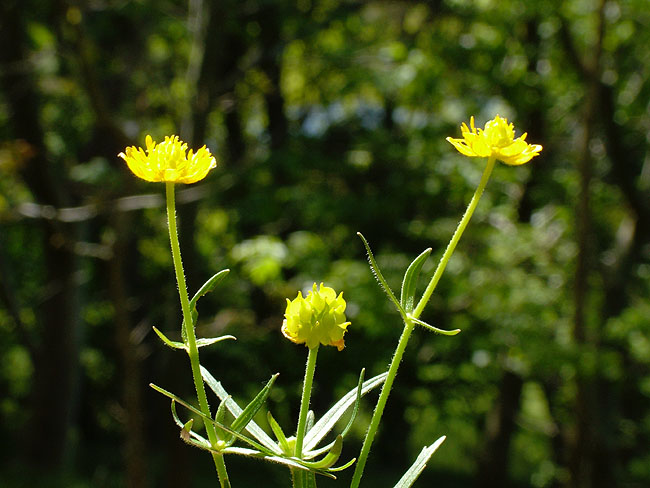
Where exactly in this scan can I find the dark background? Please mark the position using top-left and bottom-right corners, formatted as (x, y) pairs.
(1, 0), (649, 487)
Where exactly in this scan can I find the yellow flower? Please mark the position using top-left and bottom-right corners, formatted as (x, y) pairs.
(446, 115), (542, 165)
(282, 283), (350, 351)
(119, 135), (216, 183)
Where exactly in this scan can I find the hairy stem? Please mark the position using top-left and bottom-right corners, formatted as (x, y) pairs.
(166, 182), (230, 488)
(351, 155), (497, 488)
(413, 155), (496, 319)
(295, 345), (319, 459)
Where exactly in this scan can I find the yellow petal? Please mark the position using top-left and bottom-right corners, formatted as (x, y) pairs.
(118, 134), (217, 183)
(447, 116), (542, 165)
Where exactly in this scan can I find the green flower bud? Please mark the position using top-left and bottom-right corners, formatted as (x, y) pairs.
(282, 283), (350, 351)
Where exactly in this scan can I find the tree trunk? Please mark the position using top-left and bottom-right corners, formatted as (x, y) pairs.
(0, 0), (81, 471)
(109, 211), (148, 488)
(475, 370), (524, 488)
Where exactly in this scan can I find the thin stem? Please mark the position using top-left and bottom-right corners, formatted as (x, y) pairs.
(295, 345), (319, 459)
(351, 156), (497, 488)
(166, 182), (230, 488)
(349, 320), (415, 488)
(412, 155), (496, 319)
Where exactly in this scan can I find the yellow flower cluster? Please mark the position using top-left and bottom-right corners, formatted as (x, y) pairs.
(119, 135), (216, 183)
(282, 283), (350, 351)
(446, 115), (542, 165)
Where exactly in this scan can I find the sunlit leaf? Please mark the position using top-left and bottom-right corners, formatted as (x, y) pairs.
(393, 436), (446, 488)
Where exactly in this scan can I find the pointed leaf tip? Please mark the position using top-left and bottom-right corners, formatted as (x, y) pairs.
(357, 233), (406, 318)
(393, 435), (446, 488)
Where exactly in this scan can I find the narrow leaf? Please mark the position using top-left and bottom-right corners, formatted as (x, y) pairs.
(215, 396), (230, 437)
(301, 435), (343, 469)
(340, 368), (364, 438)
(190, 269), (230, 310)
(328, 457), (356, 472)
(222, 447), (336, 479)
(357, 233), (406, 318)
(200, 366), (282, 454)
(400, 248), (432, 313)
(196, 335), (237, 348)
(154, 327), (235, 351)
(303, 371), (387, 452)
(305, 410), (315, 434)
(267, 411), (292, 454)
(171, 400), (210, 447)
(408, 316), (461, 336)
(305, 367), (365, 460)
(153, 326), (185, 350)
(226, 374), (279, 446)
(393, 436), (446, 488)
(151, 384), (274, 455)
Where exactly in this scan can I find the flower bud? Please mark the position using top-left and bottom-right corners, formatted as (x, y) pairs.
(282, 283), (350, 351)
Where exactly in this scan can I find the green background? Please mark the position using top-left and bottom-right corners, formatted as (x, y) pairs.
(1, 0), (649, 487)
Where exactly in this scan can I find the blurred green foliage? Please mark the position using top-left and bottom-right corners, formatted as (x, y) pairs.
(1, 0), (649, 487)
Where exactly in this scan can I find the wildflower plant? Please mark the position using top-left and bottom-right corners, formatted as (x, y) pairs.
(121, 116), (541, 488)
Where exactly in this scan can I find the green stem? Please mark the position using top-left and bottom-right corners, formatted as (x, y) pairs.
(350, 156), (496, 488)
(349, 319), (415, 488)
(166, 182), (230, 488)
(295, 345), (319, 459)
(412, 155), (496, 319)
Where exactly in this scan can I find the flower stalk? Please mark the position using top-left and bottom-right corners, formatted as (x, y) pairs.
(166, 182), (230, 488)
(295, 345), (319, 459)
(351, 154), (498, 488)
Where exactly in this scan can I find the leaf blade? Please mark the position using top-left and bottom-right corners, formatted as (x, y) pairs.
(190, 269), (230, 310)
(393, 436), (446, 488)
(303, 371), (387, 452)
(226, 374), (278, 445)
(400, 248), (432, 313)
(357, 233), (406, 318)
(201, 366), (281, 454)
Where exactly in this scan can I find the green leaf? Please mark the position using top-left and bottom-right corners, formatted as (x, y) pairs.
(201, 366), (282, 454)
(303, 369), (364, 460)
(301, 435), (343, 469)
(190, 269), (230, 310)
(171, 400), (210, 448)
(303, 371), (387, 452)
(305, 410), (315, 434)
(340, 368), (364, 438)
(180, 270), (229, 343)
(196, 335), (237, 348)
(328, 457), (356, 472)
(152, 383), (279, 456)
(153, 326), (185, 350)
(215, 396), (230, 438)
(267, 411), (292, 455)
(153, 327), (235, 351)
(226, 374), (279, 446)
(408, 316), (461, 336)
(393, 436), (446, 488)
(181, 309), (198, 344)
(223, 447), (336, 479)
(357, 233), (406, 319)
(400, 248), (432, 313)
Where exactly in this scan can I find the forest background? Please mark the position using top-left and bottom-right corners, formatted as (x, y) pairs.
(1, 0), (649, 487)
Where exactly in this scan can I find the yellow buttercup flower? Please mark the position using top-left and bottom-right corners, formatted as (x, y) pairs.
(119, 135), (216, 183)
(446, 115), (542, 165)
(282, 283), (350, 351)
